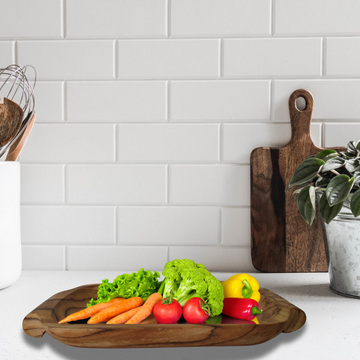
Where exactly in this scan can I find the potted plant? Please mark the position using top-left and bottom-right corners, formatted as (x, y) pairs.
(286, 139), (360, 298)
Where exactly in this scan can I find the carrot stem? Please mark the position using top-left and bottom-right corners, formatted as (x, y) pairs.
(125, 292), (162, 325)
(58, 298), (125, 324)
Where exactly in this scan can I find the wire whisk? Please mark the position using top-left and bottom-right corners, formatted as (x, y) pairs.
(0, 64), (36, 158)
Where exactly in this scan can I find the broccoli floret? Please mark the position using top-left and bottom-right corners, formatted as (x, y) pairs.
(161, 259), (224, 316)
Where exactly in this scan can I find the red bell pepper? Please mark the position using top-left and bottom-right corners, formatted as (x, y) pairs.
(222, 298), (263, 321)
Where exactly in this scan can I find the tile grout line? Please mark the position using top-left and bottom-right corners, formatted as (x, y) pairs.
(219, 38), (223, 78)
(166, 80), (171, 121)
(113, 40), (118, 79)
(114, 124), (118, 162)
(270, 0), (275, 36)
(61, 0), (66, 39)
(166, 0), (171, 37)
(12, 41), (17, 64)
(322, 37), (327, 77)
(62, 81), (67, 121)
(165, 164), (170, 204)
(63, 164), (67, 203)
(219, 207), (223, 245)
(64, 246), (67, 271)
(115, 206), (118, 244)
(218, 123), (222, 162)
(269, 79), (274, 121)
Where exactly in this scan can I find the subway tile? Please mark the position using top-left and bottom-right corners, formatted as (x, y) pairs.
(171, 0), (270, 36)
(117, 40), (219, 79)
(275, 0), (360, 35)
(22, 245), (64, 270)
(0, 0), (61, 39)
(171, 81), (270, 121)
(170, 165), (250, 205)
(224, 38), (321, 77)
(222, 123), (321, 163)
(21, 206), (116, 244)
(326, 38), (360, 76)
(18, 124), (114, 163)
(18, 41), (113, 80)
(21, 165), (63, 204)
(67, 165), (166, 204)
(273, 80), (360, 121)
(0, 42), (13, 65)
(118, 207), (220, 245)
(67, 0), (166, 38)
(222, 208), (250, 247)
(118, 124), (218, 162)
(324, 123), (360, 148)
(169, 246), (255, 272)
(33, 82), (63, 122)
(67, 246), (167, 271)
(66, 81), (166, 122)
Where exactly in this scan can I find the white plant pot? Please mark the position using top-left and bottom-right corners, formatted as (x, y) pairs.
(0, 162), (21, 289)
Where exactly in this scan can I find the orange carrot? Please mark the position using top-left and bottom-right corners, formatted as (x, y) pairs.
(125, 292), (162, 325)
(88, 297), (143, 324)
(106, 306), (142, 324)
(139, 313), (157, 324)
(58, 298), (125, 324)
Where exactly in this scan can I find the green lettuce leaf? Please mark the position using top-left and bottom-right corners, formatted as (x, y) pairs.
(87, 268), (161, 307)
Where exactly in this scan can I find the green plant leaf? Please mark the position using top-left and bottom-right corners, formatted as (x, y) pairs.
(286, 158), (325, 190)
(353, 171), (360, 186)
(318, 192), (343, 224)
(326, 174), (355, 206)
(345, 158), (360, 173)
(346, 139), (360, 154)
(321, 157), (346, 172)
(315, 174), (332, 188)
(350, 189), (360, 217)
(296, 186), (316, 225)
(314, 149), (337, 159)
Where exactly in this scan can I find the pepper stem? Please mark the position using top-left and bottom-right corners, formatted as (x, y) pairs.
(241, 279), (253, 299)
(251, 306), (263, 316)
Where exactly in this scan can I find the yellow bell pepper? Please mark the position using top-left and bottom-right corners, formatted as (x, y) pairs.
(222, 273), (261, 302)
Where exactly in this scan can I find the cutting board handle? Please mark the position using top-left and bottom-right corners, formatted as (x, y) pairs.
(288, 89), (315, 148)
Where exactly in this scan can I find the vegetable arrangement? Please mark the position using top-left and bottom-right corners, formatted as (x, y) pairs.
(58, 261), (263, 326)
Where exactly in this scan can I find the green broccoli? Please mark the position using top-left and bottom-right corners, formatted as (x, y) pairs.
(160, 259), (224, 316)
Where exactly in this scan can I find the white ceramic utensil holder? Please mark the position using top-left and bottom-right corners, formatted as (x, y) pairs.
(0, 162), (21, 289)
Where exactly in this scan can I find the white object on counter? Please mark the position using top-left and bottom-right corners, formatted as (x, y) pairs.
(0, 162), (21, 289)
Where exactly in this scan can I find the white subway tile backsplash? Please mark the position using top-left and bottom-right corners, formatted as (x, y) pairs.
(170, 165), (250, 205)
(169, 246), (255, 272)
(66, 81), (166, 122)
(22, 245), (64, 270)
(0, 0), (61, 39)
(224, 38), (322, 77)
(21, 165), (63, 204)
(21, 206), (115, 244)
(33, 82), (63, 122)
(18, 124), (114, 163)
(221, 208), (250, 247)
(117, 40), (219, 79)
(67, 246), (167, 271)
(0, 42), (13, 65)
(67, 0), (166, 38)
(118, 124), (218, 162)
(324, 123), (360, 147)
(18, 41), (114, 80)
(326, 38), (360, 76)
(273, 80), (360, 121)
(118, 207), (220, 245)
(171, 0), (270, 36)
(171, 81), (270, 121)
(275, 0), (360, 35)
(222, 123), (322, 163)
(67, 165), (166, 204)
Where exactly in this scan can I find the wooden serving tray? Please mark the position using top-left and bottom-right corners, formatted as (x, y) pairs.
(23, 284), (306, 348)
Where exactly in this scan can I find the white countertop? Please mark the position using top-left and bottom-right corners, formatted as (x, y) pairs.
(1, 271), (360, 360)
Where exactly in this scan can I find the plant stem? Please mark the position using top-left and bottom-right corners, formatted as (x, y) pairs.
(330, 170), (340, 176)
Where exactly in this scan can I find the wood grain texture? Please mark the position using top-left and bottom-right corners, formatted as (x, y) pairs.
(23, 284), (306, 348)
(251, 89), (345, 273)
(0, 97), (24, 146)
(6, 111), (36, 161)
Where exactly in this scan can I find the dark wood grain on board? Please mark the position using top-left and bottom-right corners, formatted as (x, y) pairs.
(23, 284), (306, 348)
(251, 89), (345, 273)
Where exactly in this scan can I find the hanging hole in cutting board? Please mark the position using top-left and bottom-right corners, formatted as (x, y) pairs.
(295, 96), (307, 111)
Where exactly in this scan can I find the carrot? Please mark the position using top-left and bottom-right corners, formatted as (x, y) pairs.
(58, 298), (125, 324)
(106, 306), (142, 324)
(88, 297), (143, 324)
(125, 292), (162, 325)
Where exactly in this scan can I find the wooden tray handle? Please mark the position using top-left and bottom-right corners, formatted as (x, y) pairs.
(288, 89), (315, 149)
(260, 288), (306, 333)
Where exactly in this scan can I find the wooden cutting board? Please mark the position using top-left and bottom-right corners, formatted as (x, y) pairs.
(251, 89), (343, 273)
